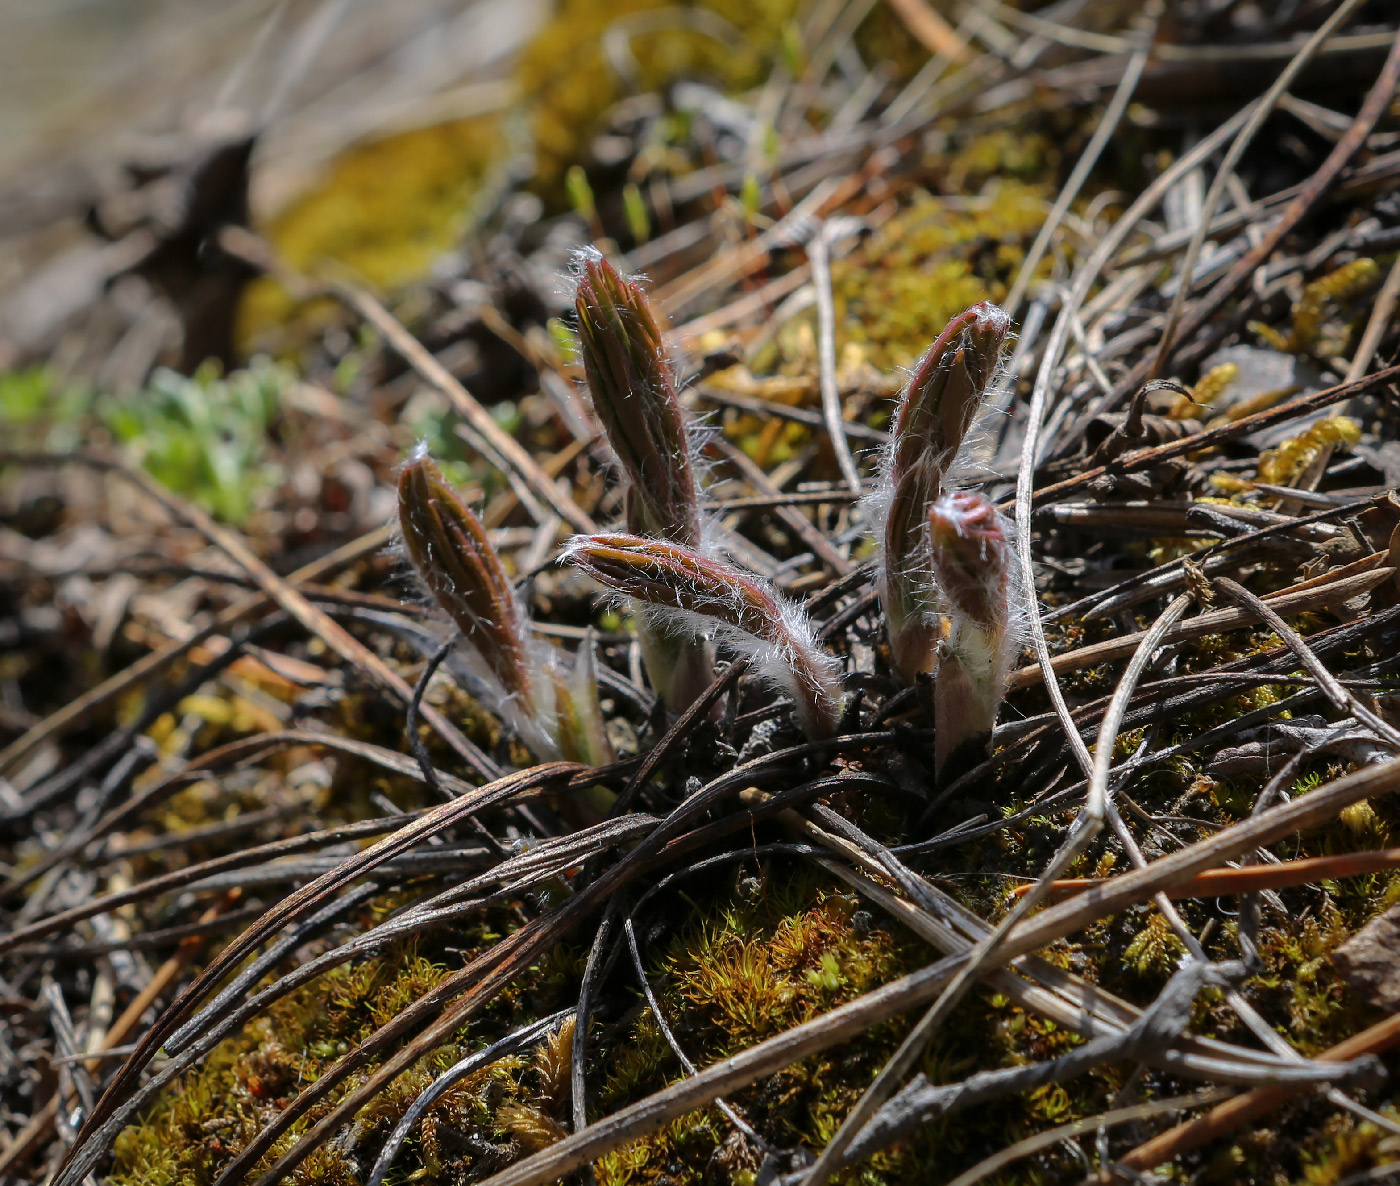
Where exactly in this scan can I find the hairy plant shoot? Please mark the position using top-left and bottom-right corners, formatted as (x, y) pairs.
(870, 302), (1010, 685)
(565, 533), (843, 739)
(573, 247), (714, 710)
(927, 490), (1020, 775)
(399, 451), (612, 767)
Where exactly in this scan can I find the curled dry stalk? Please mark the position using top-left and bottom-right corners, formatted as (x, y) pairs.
(399, 451), (613, 768)
(564, 533), (843, 739)
(572, 248), (715, 712)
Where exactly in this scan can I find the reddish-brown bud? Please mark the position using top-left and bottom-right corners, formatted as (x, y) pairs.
(927, 491), (1012, 631)
(875, 303), (1010, 686)
(398, 453), (534, 713)
(565, 533), (841, 739)
(573, 250), (701, 544)
(925, 491), (1019, 778)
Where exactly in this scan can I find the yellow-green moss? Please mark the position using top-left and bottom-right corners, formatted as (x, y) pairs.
(584, 869), (1117, 1185)
(239, 117), (505, 342)
(827, 181), (1050, 370)
(108, 918), (581, 1186)
(517, 0), (798, 199)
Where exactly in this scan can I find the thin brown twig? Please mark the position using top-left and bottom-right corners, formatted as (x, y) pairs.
(1214, 575), (1400, 748)
(41, 451), (501, 781)
(1027, 361), (1400, 508)
(1016, 846), (1400, 900)
(1145, 0), (1370, 382)
(1108, 25), (1400, 408)
(880, 0), (967, 59)
(0, 522), (392, 777)
(1113, 1012), (1400, 1176)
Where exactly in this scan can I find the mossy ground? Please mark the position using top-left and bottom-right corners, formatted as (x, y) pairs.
(9, 4), (1400, 1185)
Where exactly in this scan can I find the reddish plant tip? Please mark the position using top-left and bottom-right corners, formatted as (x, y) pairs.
(875, 303), (1010, 686)
(566, 533), (778, 636)
(890, 301), (1011, 479)
(573, 251), (700, 543)
(565, 533), (842, 739)
(397, 455), (534, 709)
(927, 491), (1012, 630)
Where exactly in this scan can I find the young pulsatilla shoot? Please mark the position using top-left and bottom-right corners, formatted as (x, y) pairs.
(871, 302), (1010, 686)
(565, 533), (843, 740)
(927, 491), (1019, 776)
(398, 452), (612, 769)
(572, 248), (713, 711)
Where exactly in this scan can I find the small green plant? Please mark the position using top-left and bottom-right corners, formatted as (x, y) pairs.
(100, 359), (288, 524)
(0, 366), (92, 449)
(1, 366), (59, 424)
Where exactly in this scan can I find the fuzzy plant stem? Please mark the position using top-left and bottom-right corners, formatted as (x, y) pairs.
(565, 533), (842, 740)
(873, 302), (1010, 685)
(399, 451), (611, 768)
(573, 247), (714, 712)
(399, 452), (537, 713)
(927, 491), (1018, 778)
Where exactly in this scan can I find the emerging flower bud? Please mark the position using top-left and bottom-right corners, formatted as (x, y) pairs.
(926, 491), (1019, 778)
(573, 249), (701, 544)
(872, 303), (1010, 686)
(926, 490), (1013, 631)
(399, 450), (613, 773)
(399, 452), (535, 714)
(573, 248), (714, 712)
(889, 303), (1010, 484)
(565, 533), (842, 740)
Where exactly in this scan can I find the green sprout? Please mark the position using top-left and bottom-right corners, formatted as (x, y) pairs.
(99, 359), (289, 524)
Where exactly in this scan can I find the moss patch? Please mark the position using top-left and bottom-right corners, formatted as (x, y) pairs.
(828, 181), (1049, 371)
(239, 117), (505, 342)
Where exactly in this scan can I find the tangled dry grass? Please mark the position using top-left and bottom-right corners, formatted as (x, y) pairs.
(4, 2), (1400, 1184)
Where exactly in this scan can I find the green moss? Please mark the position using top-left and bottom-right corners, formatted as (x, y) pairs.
(517, 0), (798, 200)
(583, 867), (1116, 1185)
(108, 910), (588, 1186)
(826, 181), (1050, 369)
(239, 118), (505, 341)
(1122, 912), (1187, 979)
